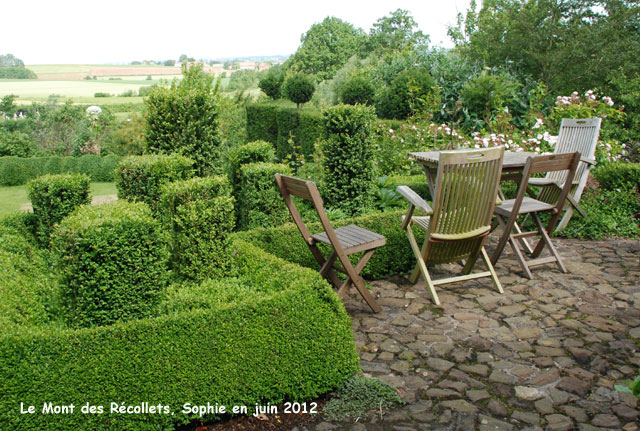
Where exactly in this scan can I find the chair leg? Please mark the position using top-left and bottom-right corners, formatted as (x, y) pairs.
(309, 245), (342, 289)
(481, 246), (503, 294)
(531, 213), (567, 273)
(555, 206), (575, 232)
(509, 234), (534, 279)
(405, 223), (440, 305)
(491, 215), (513, 266)
(337, 249), (376, 298)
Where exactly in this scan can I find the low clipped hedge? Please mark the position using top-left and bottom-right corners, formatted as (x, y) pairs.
(160, 176), (235, 280)
(383, 174), (431, 202)
(237, 162), (291, 230)
(246, 103), (279, 144)
(115, 154), (194, 212)
(226, 141), (275, 189)
(0, 237), (358, 430)
(53, 201), (170, 327)
(27, 173), (91, 245)
(0, 154), (121, 186)
(592, 162), (640, 191)
(235, 209), (425, 280)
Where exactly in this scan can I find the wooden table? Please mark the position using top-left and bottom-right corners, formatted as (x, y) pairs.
(409, 150), (537, 196)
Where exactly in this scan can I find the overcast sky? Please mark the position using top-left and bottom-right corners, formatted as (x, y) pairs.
(5, 0), (473, 65)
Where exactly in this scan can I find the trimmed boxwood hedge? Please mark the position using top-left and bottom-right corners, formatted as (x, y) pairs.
(0, 154), (121, 186)
(53, 201), (170, 327)
(27, 173), (91, 245)
(246, 103), (279, 144)
(237, 162), (292, 230)
(115, 154), (194, 212)
(159, 176), (235, 281)
(0, 237), (358, 430)
(234, 209), (425, 280)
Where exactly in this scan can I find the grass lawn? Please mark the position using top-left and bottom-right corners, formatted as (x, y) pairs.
(0, 182), (117, 218)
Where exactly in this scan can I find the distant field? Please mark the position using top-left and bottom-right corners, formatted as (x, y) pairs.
(0, 80), (150, 104)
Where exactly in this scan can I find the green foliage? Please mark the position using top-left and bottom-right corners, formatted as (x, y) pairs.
(283, 73), (316, 110)
(288, 17), (369, 80)
(0, 67), (37, 79)
(593, 162), (640, 191)
(246, 103), (279, 143)
(226, 140), (275, 191)
(217, 95), (248, 150)
(0, 129), (36, 157)
(94, 92), (111, 98)
(338, 73), (375, 106)
(53, 201), (170, 327)
(0, 53), (25, 67)
(323, 376), (404, 420)
(0, 220), (59, 332)
(368, 8), (429, 53)
(102, 114), (146, 156)
(452, 0), (640, 96)
(27, 173), (91, 244)
(615, 374), (640, 397)
(0, 237), (358, 430)
(460, 72), (520, 129)
(114, 154), (194, 212)
(159, 176), (235, 281)
(559, 187), (640, 240)
(145, 62), (222, 175)
(258, 66), (285, 99)
(226, 69), (260, 93)
(235, 209), (426, 279)
(322, 104), (376, 215)
(376, 67), (439, 120)
(237, 162), (291, 230)
(0, 155), (121, 186)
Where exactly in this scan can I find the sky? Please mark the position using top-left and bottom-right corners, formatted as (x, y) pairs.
(5, 0), (473, 65)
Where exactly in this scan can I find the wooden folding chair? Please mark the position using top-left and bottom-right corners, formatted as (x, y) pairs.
(491, 152), (580, 279)
(398, 147), (505, 305)
(275, 174), (385, 313)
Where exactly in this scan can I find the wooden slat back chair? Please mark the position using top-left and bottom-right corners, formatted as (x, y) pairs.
(491, 152), (580, 279)
(275, 174), (385, 313)
(398, 147), (505, 306)
(530, 118), (601, 231)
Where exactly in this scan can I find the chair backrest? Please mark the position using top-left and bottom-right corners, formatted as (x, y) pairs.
(514, 152), (581, 217)
(274, 173), (336, 247)
(548, 118), (601, 184)
(430, 147), (504, 239)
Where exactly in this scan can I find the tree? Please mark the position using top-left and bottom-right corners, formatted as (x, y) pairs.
(368, 9), (430, 53)
(288, 17), (368, 80)
(258, 66), (284, 100)
(163, 59), (176, 66)
(178, 54), (188, 63)
(0, 54), (25, 67)
(337, 74), (375, 106)
(145, 63), (222, 175)
(375, 68), (439, 120)
(282, 73), (315, 110)
(450, 0), (640, 95)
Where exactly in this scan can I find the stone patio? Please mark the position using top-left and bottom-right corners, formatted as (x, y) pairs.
(311, 236), (640, 431)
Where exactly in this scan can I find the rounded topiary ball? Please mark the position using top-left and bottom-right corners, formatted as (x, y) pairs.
(53, 200), (170, 328)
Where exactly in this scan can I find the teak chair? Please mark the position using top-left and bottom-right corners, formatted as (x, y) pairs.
(529, 118), (601, 231)
(491, 152), (580, 279)
(398, 147), (505, 306)
(275, 174), (385, 313)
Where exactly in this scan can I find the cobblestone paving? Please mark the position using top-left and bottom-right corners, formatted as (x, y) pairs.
(310, 237), (640, 431)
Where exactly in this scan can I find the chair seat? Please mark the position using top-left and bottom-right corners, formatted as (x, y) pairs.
(495, 197), (555, 217)
(313, 224), (386, 254)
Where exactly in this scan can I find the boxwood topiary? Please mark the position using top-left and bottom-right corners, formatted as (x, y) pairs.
(114, 154), (194, 212)
(237, 162), (291, 230)
(27, 173), (91, 245)
(52, 201), (170, 327)
(160, 176), (235, 281)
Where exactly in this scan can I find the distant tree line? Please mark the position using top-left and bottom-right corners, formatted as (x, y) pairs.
(0, 54), (36, 79)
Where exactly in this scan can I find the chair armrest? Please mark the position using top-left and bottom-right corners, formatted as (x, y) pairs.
(581, 157), (597, 166)
(397, 185), (432, 214)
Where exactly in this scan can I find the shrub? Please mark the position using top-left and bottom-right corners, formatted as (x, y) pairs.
(226, 140), (275, 187)
(323, 376), (404, 420)
(159, 176), (235, 281)
(376, 68), (439, 120)
(0, 130), (36, 157)
(338, 74), (375, 106)
(234, 209), (425, 279)
(0, 221), (59, 332)
(27, 173), (91, 244)
(0, 237), (358, 430)
(0, 66), (37, 79)
(246, 103), (279, 144)
(276, 107), (299, 160)
(145, 63), (222, 175)
(0, 155), (121, 186)
(94, 92), (111, 97)
(258, 68), (284, 100)
(592, 162), (640, 191)
(322, 104), (376, 215)
(53, 201), (170, 327)
(283, 73), (315, 110)
(237, 162), (291, 229)
(114, 154), (194, 212)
